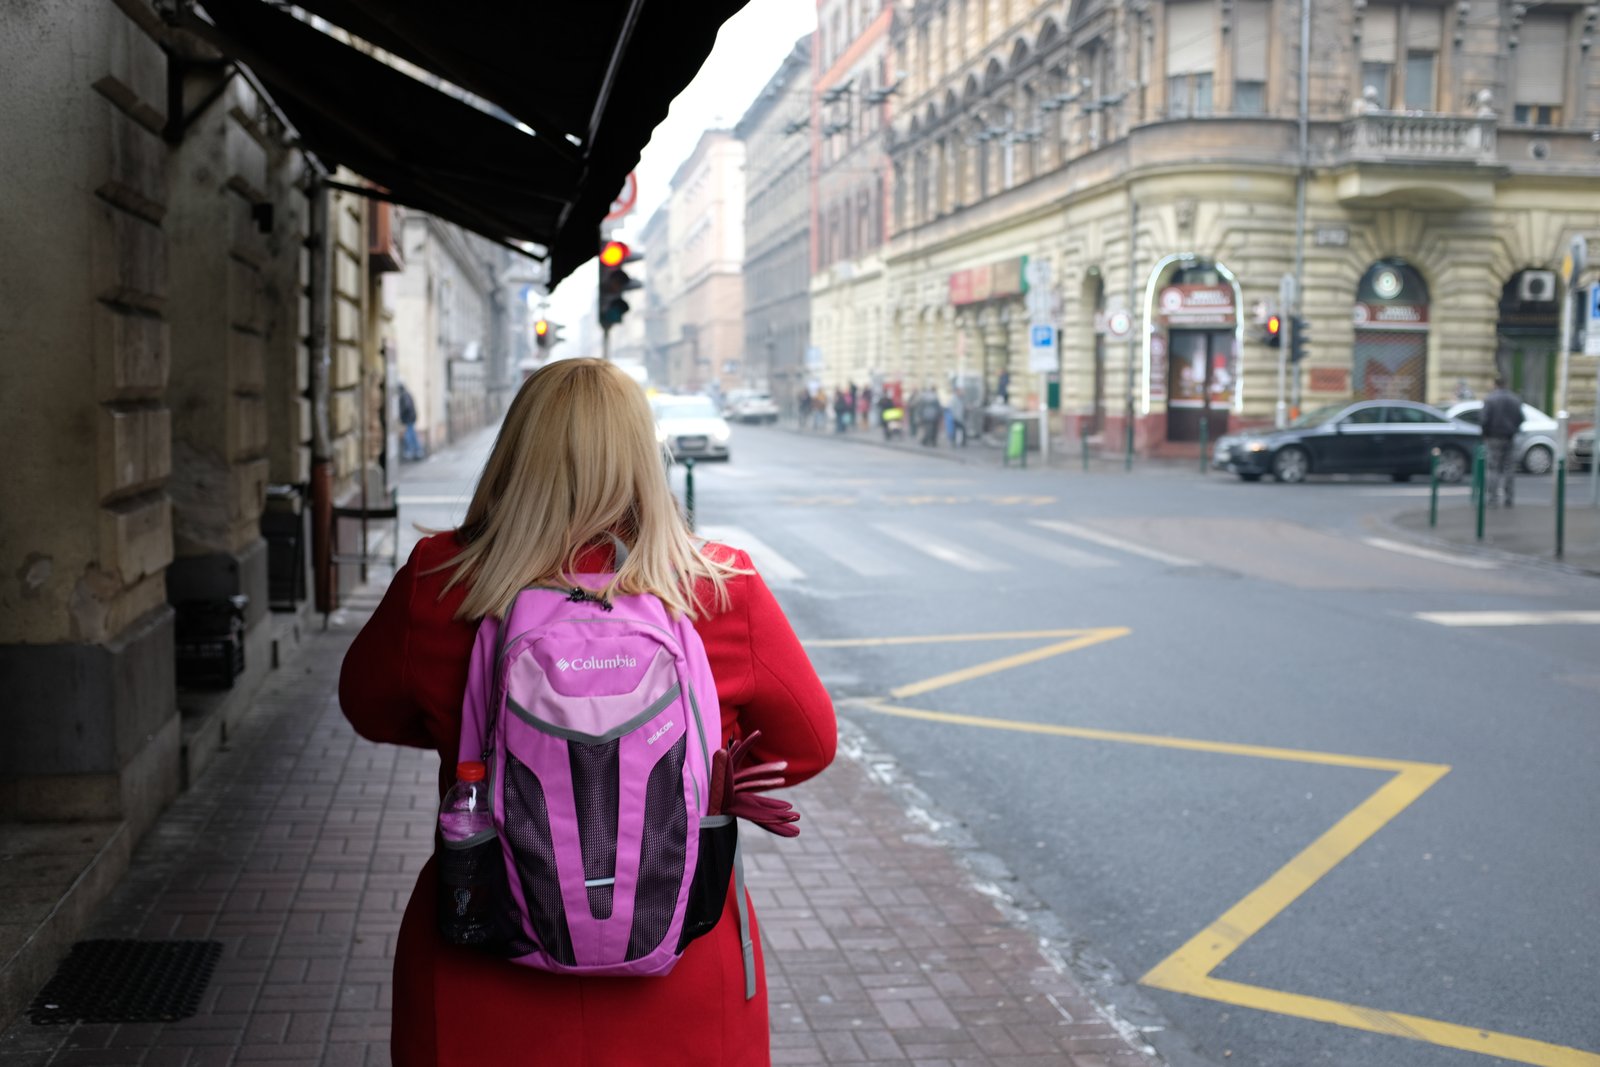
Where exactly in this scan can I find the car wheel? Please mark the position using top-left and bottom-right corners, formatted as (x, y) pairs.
(1239, 472), (1263, 482)
(1522, 444), (1553, 475)
(1272, 446), (1309, 484)
(1434, 446), (1469, 484)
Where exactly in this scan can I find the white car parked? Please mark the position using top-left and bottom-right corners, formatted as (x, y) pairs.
(1443, 400), (1560, 474)
(652, 395), (732, 462)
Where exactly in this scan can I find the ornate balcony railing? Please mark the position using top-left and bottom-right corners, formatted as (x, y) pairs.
(1339, 112), (1497, 165)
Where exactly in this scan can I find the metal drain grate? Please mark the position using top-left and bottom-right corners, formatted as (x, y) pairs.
(29, 940), (223, 1025)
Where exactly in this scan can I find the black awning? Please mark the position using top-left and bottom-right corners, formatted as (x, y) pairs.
(183, 0), (746, 284)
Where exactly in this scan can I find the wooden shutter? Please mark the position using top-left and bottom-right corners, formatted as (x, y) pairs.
(1234, 0), (1270, 82)
(1515, 14), (1567, 106)
(1167, 0), (1217, 75)
(1362, 5), (1398, 61)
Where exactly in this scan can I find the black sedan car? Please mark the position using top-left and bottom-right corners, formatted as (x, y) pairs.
(1213, 400), (1482, 483)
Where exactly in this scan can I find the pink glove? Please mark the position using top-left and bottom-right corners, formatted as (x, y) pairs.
(710, 730), (801, 837)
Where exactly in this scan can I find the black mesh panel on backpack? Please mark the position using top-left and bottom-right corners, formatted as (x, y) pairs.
(625, 733), (688, 961)
(568, 738), (620, 920)
(502, 754), (576, 966)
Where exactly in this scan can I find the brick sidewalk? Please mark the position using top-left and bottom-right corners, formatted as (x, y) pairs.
(0, 589), (1162, 1067)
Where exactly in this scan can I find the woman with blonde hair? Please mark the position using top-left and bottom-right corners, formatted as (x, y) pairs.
(340, 358), (836, 1066)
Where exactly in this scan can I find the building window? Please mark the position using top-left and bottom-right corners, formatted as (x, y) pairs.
(1168, 73), (1214, 118)
(1233, 0), (1269, 114)
(1403, 51), (1435, 111)
(1513, 12), (1568, 126)
(1166, 0), (1217, 118)
(1361, 61), (1393, 109)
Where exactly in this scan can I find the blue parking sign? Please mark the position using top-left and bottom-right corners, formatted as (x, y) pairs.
(1031, 324), (1054, 347)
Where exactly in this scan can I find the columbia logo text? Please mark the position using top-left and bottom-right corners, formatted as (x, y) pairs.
(555, 653), (638, 673)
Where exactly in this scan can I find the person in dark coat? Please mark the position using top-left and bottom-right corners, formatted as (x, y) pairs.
(1480, 376), (1523, 508)
(398, 382), (421, 461)
(340, 359), (836, 1066)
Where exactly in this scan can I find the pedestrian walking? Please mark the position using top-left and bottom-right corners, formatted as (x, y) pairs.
(398, 381), (421, 461)
(918, 385), (942, 447)
(996, 367), (1011, 405)
(948, 387), (967, 447)
(339, 358), (837, 1067)
(796, 386), (812, 430)
(1480, 375), (1523, 508)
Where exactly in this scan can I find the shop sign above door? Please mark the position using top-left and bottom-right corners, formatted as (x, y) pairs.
(949, 256), (1029, 306)
(1352, 303), (1430, 330)
(1157, 284), (1236, 326)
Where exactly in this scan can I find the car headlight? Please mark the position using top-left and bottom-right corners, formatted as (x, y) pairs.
(711, 426), (731, 444)
(1244, 438), (1269, 452)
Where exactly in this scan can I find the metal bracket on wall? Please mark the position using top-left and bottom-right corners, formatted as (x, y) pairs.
(163, 53), (237, 144)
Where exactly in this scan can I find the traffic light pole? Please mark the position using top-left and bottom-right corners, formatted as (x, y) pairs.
(601, 324), (611, 361)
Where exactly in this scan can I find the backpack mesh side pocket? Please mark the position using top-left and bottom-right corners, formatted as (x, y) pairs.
(568, 738), (621, 920)
(677, 816), (737, 951)
(503, 753), (576, 966)
(625, 733), (688, 961)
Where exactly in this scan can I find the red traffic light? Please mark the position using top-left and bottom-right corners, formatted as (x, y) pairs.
(599, 241), (629, 268)
(534, 319), (549, 337)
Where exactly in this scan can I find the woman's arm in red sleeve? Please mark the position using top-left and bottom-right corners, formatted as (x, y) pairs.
(338, 555), (435, 750)
(733, 568), (837, 786)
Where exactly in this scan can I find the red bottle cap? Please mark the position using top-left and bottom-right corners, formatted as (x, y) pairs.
(456, 761), (486, 782)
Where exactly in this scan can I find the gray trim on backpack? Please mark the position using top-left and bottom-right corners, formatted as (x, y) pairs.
(505, 684), (682, 745)
(686, 684), (711, 776)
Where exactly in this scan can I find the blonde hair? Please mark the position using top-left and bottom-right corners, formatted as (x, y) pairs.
(441, 359), (739, 620)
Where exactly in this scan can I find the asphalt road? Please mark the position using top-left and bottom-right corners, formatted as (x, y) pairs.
(392, 421), (1600, 1067)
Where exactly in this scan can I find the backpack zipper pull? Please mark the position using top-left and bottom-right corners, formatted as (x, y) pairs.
(565, 586), (614, 611)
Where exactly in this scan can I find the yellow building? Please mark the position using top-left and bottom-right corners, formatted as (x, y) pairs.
(884, 0), (1600, 454)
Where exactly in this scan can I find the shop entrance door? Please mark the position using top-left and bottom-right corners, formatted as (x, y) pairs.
(1497, 336), (1556, 413)
(1165, 329), (1234, 442)
(1092, 333), (1106, 433)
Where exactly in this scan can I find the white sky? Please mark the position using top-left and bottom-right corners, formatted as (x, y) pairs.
(543, 0), (817, 337)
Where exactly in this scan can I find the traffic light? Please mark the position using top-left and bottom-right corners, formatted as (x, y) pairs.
(1262, 313), (1283, 347)
(598, 239), (641, 329)
(534, 318), (551, 348)
(1289, 315), (1310, 363)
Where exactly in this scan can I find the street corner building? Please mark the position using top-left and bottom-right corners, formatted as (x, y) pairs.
(0, 0), (748, 1031)
(789, 0), (1600, 455)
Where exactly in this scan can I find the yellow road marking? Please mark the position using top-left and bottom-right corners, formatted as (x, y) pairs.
(855, 699), (1599, 1066)
(885, 629), (1130, 700)
(806, 628), (1114, 649)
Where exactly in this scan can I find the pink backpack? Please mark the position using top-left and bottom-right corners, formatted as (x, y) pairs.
(444, 575), (754, 994)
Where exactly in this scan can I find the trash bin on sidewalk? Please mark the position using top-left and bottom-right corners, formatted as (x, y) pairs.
(262, 484), (306, 612)
(173, 595), (249, 689)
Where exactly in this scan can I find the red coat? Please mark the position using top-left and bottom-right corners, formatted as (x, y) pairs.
(339, 533), (837, 1067)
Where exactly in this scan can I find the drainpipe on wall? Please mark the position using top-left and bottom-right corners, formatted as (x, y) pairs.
(307, 169), (335, 617)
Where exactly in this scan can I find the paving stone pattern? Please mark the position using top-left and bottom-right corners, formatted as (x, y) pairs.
(0, 591), (1157, 1067)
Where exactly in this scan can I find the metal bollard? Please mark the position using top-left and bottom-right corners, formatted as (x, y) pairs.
(1081, 423), (1090, 473)
(684, 457), (696, 533)
(1474, 444), (1486, 542)
(1429, 447), (1440, 528)
(1198, 416), (1209, 475)
(1556, 455), (1566, 559)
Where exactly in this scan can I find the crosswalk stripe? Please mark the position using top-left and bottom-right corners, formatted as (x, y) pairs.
(965, 519), (1117, 569)
(1414, 610), (1600, 627)
(694, 525), (807, 585)
(1361, 537), (1499, 570)
(873, 523), (1010, 572)
(784, 522), (908, 577)
(1029, 520), (1200, 567)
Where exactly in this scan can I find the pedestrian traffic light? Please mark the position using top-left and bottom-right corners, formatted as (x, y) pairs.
(598, 239), (641, 329)
(1262, 313), (1283, 347)
(1289, 315), (1310, 363)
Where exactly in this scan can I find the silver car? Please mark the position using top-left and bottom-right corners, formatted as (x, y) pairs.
(1443, 400), (1560, 475)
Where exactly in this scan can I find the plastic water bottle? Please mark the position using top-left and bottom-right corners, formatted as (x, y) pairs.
(437, 760), (497, 946)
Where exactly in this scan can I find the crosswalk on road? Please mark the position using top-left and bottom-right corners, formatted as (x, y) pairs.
(695, 516), (1196, 588)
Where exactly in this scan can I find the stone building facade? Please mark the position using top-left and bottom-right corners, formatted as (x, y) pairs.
(810, 0), (897, 399)
(875, 0), (1600, 454)
(655, 130), (747, 393)
(738, 36), (814, 411)
(0, 2), (391, 1021)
